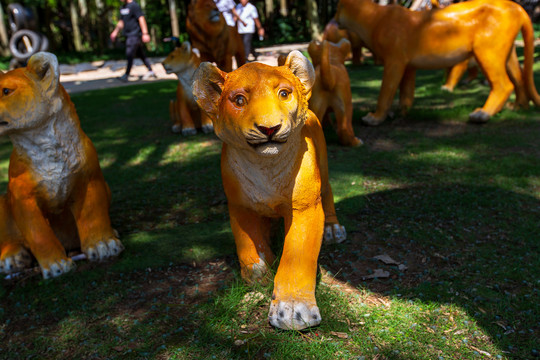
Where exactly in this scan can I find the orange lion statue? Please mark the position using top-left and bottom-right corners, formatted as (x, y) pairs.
(0, 52), (123, 279)
(186, 0), (246, 72)
(335, 0), (540, 125)
(162, 41), (213, 135)
(308, 39), (363, 147)
(193, 51), (346, 330)
(322, 19), (364, 65)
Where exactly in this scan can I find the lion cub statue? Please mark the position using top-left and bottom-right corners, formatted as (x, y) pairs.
(193, 51), (346, 330)
(162, 41), (213, 135)
(335, 0), (540, 125)
(322, 19), (364, 65)
(308, 39), (363, 147)
(186, 0), (246, 72)
(0, 52), (123, 279)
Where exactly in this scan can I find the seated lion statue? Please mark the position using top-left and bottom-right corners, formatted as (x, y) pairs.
(193, 51), (346, 330)
(162, 41), (213, 136)
(186, 0), (246, 72)
(308, 39), (363, 147)
(0, 52), (123, 279)
(335, 0), (540, 125)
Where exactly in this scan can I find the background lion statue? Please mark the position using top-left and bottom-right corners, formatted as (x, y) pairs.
(308, 38), (363, 147)
(193, 51), (346, 330)
(186, 0), (246, 71)
(335, 0), (540, 125)
(0, 52), (122, 279)
(162, 41), (213, 136)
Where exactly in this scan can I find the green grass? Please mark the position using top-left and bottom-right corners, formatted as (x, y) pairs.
(0, 57), (539, 359)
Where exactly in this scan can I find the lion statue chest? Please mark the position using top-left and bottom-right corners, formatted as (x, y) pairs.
(10, 119), (85, 210)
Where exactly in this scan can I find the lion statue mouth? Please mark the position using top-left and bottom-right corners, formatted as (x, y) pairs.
(245, 124), (290, 149)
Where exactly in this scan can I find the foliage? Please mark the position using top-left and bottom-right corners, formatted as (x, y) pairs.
(0, 58), (539, 359)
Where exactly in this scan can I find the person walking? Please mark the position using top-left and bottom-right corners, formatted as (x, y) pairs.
(214, 0), (244, 27)
(235, 0), (264, 61)
(110, 0), (155, 81)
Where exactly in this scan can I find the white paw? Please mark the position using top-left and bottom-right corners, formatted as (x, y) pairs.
(362, 113), (384, 126)
(469, 109), (490, 123)
(324, 223), (347, 244)
(171, 124), (182, 133)
(41, 258), (75, 279)
(181, 127), (197, 136)
(85, 238), (124, 262)
(268, 300), (322, 330)
(201, 123), (214, 134)
(0, 248), (32, 274)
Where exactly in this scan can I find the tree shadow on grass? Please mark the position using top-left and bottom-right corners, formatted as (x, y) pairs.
(320, 185), (540, 359)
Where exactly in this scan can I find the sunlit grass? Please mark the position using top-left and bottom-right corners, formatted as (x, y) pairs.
(0, 59), (538, 359)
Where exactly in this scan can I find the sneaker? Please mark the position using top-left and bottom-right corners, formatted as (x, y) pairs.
(142, 71), (156, 80)
(117, 74), (129, 82)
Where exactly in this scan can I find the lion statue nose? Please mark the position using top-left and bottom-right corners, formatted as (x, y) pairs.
(257, 124), (281, 137)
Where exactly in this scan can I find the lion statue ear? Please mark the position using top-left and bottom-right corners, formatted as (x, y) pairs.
(336, 38), (352, 59)
(284, 50), (315, 98)
(26, 52), (60, 98)
(181, 41), (191, 54)
(192, 62), (227, 120)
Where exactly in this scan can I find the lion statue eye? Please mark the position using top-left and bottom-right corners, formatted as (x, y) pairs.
(234, 95), (247, 107)
(2, 88), (12, 96)
(278, 89), (289, 100)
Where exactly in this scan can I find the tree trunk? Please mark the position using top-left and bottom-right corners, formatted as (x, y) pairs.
(70, 2), (83, 51)
(169, 0), (180, 38)
(279, 0), (288, 16)
(264, 0), (274, 18)
(306, 0), (322, 40)
(0, 3), (10, 56)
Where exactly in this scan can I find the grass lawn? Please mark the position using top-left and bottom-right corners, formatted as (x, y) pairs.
(0, 57), (539, 359)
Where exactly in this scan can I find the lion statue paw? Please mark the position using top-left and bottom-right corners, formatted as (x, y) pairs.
(468, 109), (490, 124)
(324, 223), (347, 244)
(350, 137), (364, 147)
(42, 258), (75, 279)
(362, 112), (385, 126)
(85, 239), (124, 262)
(201, 123), (214, 134)
(268, 300), (322, 330)
(0, 247), (32, 274)
(181, 127), (197, 136)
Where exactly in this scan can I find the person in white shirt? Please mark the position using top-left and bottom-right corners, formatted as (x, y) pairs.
(235, 0), (264, 60)
(214, 0), (243, 27)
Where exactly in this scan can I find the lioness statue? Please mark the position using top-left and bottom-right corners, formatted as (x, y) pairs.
(0, 52), (123, 279)
(335, 0), (540, 125)
(308, 39), (363, 147)
(162, 41), (213, 135)
(193, 51), (347, 330)
(186, 0), (246, 72)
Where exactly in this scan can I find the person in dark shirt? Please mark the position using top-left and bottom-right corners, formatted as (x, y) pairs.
(110, 0), (155, 81)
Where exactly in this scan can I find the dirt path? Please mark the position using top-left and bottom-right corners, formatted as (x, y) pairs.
(60, 43), (308, 94)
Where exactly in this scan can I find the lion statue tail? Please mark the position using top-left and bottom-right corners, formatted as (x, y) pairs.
(520, 9), (540, 106)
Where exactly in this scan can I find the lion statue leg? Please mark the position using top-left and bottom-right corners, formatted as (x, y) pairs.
(199, 111), (214, 134)
(0, 194), (32, 274)
(169, 99), (183, 134)
(71, 175), (123, 262)
(469, 45), (515, 123)
(177, 94), (198, 136)
(229, 205), (275, 283)
(363, 62), (407, 126)
(269, 202), (324, 330)
(442, 59), (469, 92)
(308, 115), (347, 243)
(506, 46), (529, 110)
(399, 67), (416, 116)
